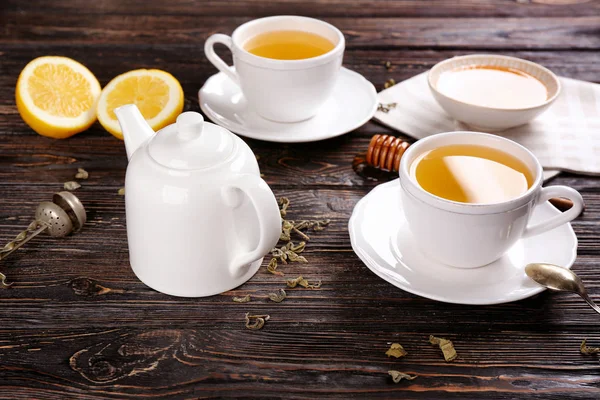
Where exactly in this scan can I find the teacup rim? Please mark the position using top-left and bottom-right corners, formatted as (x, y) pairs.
(427, 54), (562, 112)
(399, 131), (544, 215)
(230, 15), (345, 70)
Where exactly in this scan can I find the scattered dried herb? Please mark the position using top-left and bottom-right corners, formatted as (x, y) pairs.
(580, 339), (600, 355)
(64, 181), (81, 191)
(384, 78), (396, 89)
(232, 294), (251, 303)
(268, 288), (287, 303)
(386, 343), (407, 358)
(118, 187), (125, 196)
(289, 241), (306, 253)
(286, 250), (308, 263)
(270, 241), (309, 265)
(279, 197), (290, 218)
(384, 61), (392, 70)
(267, 257), (284, 276)
(286, 275), (321, 289)
(268, 198), (328, 284)
(377, 102), (397, 113)
(429, 335), (457, 362)
(388, 370), (417, 383)
(280, 219), (294, 241)
(75, 168), (89, 180)
(245, 312), (270, 330)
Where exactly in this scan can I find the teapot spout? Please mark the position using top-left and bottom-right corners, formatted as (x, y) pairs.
(115, 104), (155, 160)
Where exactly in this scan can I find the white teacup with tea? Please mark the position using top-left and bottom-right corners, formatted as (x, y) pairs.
(205, 15), (345, 123)
(399, 131), (584, 268)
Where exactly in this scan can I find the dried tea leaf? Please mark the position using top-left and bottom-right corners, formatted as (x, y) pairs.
(3, 242), (15, 251)
(377, 102), (397, 113)
(384, 61), (392, 70)
(64, 181), (81, 191)
(279, 197), (290, 218)
(232, 294), (251, 303)
(280, 220), (294, 241)
(289, 241), (306, 253)
(268, 288), (287, 303)
(312, 219), (331, 231)
(272, 247), (288, 264)
(388, 370), (417, 383)
(286, 250), (308, 264)
(118, 187), (125, 196)
(386, 343), (407, 358)
(429, 335), (457, 362)
(384, 78), (396, 89)
(267, 257), (284, 276)
(245, 312), (270, 330)
(580, 339), (600, 355)
(271, 247), (285, 258)
(286, 276), (306, 288)
(303, 279), (322, 289)
(286, 276), (321, 289)
(75, 168), (89, 180)
(27, 221), (39, 231)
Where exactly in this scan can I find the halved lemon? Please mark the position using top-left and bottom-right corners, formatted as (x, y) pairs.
(97, 69), (184, 140)
(16, 56), (101, 139)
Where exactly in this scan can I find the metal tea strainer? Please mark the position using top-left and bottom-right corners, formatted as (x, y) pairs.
(0, 191), (86, 287)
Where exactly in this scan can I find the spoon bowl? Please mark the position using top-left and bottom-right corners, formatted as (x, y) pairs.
(526, 263), (600, 314)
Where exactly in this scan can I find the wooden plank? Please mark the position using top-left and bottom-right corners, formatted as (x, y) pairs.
(2, 0), (599, 18)
(0, 326), (599, 399)
(1, 14), (599, 50)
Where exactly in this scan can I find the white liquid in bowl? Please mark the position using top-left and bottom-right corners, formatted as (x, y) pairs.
(436, 66), (548, 109)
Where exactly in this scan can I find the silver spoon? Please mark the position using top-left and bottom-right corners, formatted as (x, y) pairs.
(525, 263), (600, 314)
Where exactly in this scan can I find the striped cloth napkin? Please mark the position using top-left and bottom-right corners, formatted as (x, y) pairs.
(374, 72), (600, 180)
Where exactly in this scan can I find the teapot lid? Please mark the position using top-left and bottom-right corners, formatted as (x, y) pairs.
(148, 112), (235, 170)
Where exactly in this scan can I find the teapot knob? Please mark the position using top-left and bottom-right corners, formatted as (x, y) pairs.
(176, 112), (204, 142)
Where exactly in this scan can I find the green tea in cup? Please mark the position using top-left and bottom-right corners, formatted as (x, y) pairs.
(244, 30), (335, 60)
(410, 144), (534, 204)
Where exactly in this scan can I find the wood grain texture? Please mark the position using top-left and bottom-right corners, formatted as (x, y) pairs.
(3, 0), (599, 17)
(2, 14), (600, 50)
(0, 0), (599, 398)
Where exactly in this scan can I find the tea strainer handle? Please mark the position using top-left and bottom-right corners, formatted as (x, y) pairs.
(0, 191), (86, 288)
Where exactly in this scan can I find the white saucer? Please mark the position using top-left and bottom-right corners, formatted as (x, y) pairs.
(198, 67), (377, 143)
(348, 179), (578, 305)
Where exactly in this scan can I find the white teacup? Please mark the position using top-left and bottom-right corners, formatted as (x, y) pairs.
(204, 15), (345, 123)
(399, 131), (584, 268)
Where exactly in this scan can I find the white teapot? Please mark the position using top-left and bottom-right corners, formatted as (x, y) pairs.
(115, 104), (281, 297)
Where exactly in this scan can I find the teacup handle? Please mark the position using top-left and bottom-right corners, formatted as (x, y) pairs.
(522, 186), (584, 238)
(221, 174), (281, 279)
(204, 34), (240, 85)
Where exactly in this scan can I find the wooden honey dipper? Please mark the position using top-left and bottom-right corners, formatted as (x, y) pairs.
(362, 134), (574, 212)
(366, 134), (410, 173)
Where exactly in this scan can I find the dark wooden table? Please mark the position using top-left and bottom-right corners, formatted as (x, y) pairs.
(1, 1), (599, 398)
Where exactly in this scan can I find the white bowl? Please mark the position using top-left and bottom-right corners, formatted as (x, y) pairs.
(428, 54), (561, 131)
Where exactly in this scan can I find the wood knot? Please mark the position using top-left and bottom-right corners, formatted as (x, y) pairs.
(70, 330), (185, 384)
(89, 360), (119, 382)
(69, 277), (123, 296)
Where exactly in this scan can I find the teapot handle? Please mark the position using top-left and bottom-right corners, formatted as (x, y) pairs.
(222, 174), (281, 279)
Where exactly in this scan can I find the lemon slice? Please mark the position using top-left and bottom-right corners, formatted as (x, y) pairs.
(16, 56), (101, 139)
(97, 69), (184, 140)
